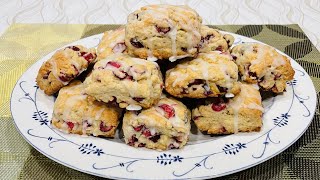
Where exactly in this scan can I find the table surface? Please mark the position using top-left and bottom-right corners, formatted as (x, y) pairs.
(0, 0), (320, 50)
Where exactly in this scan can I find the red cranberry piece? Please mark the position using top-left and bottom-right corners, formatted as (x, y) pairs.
(168, 143), (179, 149)
(231, 54), (237, 60)
(43, 71), (50, 79)
(181, 88), (189, 94)
(205, 34), (214, 41)
(100, 122), (113, 132)
(66, 122), (74, 130)
(138, 143), (146, 147)
(80, 52), (94, 62)
(125, 75), (133, 81)
(72, 64), (79, 76)
(217, 85), (227, 93)
(130, 38), (144, 48)
(132, 97), (144, 102)
(220, 126), (227, 133)
(188, 79), (205, 87)
(155, 25), (171, 34)
(133, 110), (142, 115)
(158, 104), (175, 119)
(67, 46), (80, 51)
(142, 129), (152, 137)
(248, 71), (257, 79)
(107, 61), (121, 68)
(211, 99), (226, 112)
(133, 125), (144, 132)
(181, 47), (187, 52)
(113, 70), (127, 79)
(215, 46), (223, 51)
(128, 135), (138, 146)
(149, 134), (161, 143)
(173, 136), (182, 143)
(59, 72), (73, 82)
(112, 42), (127, 53)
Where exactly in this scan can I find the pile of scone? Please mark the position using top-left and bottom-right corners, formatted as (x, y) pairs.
(36, 5), (295, 151)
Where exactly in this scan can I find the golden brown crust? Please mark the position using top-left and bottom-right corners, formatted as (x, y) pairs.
(84, 53), (163, 109)
(192, 83), (263, 134)
(165, 51), (240, 98)
(97, 27), (127, 60)
(36, 45), (97, 95)
(123, 97), (191, 150)
(125, 5), (202, 61)
(52, 81), (122, 137)
(231, 43), (295, 93)
(199, 25), (234, 53)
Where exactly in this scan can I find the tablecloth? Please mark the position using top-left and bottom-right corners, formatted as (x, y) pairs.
(0, 24), (319, 179)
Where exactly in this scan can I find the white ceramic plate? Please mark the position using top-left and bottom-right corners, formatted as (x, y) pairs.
(11, 32), (317, 179)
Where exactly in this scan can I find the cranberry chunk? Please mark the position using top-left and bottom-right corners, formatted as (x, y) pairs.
(107, 61), (121, 68)
(133, 125), (144, 132)
(100, 122), (113, 132)
(80, 52), (95, 62)
(217, 85), (227, 93)
(158, 104), (175, 119)
(168, 143), (179, 149)
(67, 46), (80, 51)
(215, 46), (223, 51)
(128, 135), (138, 146)
(130, 38), (144, 48)
(149, 134), (161, 143)
(211, 98), (227, 112)
(155, 25), (171, 34)
(66, 122), (74, 130)
(59, 72), (74, 82)
(142, 129), (152, 137)
(188, 79), (205, 87)
(248, 71), (257, 79)
(193, 116), (203, 121)
(138, 143), (146, 147)
(112, 42), (127, 53)
(132, 97), (144, 102)
(204, 34), (214, 41)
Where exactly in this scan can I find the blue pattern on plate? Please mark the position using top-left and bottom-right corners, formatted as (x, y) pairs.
(17, 59), (311, 178)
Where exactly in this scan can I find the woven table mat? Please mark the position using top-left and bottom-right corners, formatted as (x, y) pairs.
(0, 24), (319, 180)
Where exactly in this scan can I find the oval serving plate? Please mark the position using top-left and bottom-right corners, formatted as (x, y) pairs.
(11, 31), (317, 179)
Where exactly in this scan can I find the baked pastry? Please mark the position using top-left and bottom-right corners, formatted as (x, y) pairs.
(97, 27), (127, 60)
(192, 83), (263, 134)
(123, 97), (191, 150)
(125, 4), (202, 62)
(165, 51), (240, 98)
(84, 53), (163, 109)
(198, 25), (234, 53)
(231, 43), (295, 93)
(51, 81), (122, 137)
(36, 45), (97, 95)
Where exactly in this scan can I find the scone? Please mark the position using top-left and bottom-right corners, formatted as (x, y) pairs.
(192, 83), (263, 134)
(36, 45), (97, 95)
(125, 4), (202, 62)
(165, 51), (240, 98)
(51, 81), (122, 137)
(97, 27), (127, 60)
(123, 97), (191, 150)
(84, 53), (163, 109)
(198, 25), (234, 53)
(231, 43), (295, 93)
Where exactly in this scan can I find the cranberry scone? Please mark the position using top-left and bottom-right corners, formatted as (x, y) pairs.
(51, 81), (122, 137)
(231, 43), (295, 93)
(192, 83), (263, 134)
(97, 27), (127, 60)
(123, 97), (191, 150)
(84, 53), (163, 109)
(36, 45), (97, 95)
(125, 4), (202, 62)
(165, 51), (240, 98)
(198, 25), (234, 53)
